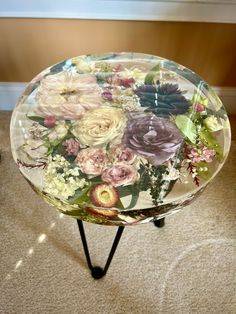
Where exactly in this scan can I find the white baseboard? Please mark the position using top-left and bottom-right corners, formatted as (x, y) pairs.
(0, 82), (235, 114)
(0, 83), (27, 111)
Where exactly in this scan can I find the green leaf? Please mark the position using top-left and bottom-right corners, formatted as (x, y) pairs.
(27, 116), (45, 126)
(175, 115), (197, 144)
(125, 186), (139, 209)
(68, 186), (91, 205)
(116, 198), (124, 210)
(199, 127), (224, 159)
(49, 131), (76, 157)
(117, 185), (139, 209)
(117, 185), (133, 197)
(105, 142), (111, 152)
(50, 138), (63, 147)
(89, 176), (103, 185)
(144, 64), (161, 85)
(137, 163), (151, 191)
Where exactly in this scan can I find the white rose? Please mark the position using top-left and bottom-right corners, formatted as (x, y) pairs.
(72, 106), (126, 147)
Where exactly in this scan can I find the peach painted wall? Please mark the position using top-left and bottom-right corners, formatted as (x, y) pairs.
(0, 18), (236, 86)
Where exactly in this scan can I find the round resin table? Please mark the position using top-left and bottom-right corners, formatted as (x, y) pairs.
(10, 52), (231, 279)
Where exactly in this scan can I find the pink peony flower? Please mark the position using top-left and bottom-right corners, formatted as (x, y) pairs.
(37, 71), (102, 120)
(63, 138), (80, 156)
(44, 116), (56, 128)
(110, 144), (136, 164)
(101, 163), (139, 187)
(76, 148), (108, 176)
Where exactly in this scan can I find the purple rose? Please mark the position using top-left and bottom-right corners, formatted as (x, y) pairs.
(122, 113), (183, 165)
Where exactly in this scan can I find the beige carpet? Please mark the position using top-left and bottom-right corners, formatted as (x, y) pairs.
(0, 111), (235, 314)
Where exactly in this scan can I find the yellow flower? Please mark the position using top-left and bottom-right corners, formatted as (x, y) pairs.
(72, 106), (126, 147)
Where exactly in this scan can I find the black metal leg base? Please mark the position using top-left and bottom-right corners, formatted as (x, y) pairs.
(77, 220), (124, 279)
(90, 266), (104, 279)
(154, 218), (165, 228)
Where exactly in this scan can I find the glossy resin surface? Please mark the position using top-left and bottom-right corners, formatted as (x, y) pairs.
(10, 53), (231, 225)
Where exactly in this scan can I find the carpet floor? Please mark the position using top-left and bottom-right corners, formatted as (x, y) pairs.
(0, 112), (235, 314)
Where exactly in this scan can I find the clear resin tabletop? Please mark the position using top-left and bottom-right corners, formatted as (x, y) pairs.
(10, 52), (231, 225)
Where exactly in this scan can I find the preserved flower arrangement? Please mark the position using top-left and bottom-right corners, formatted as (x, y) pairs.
(10, 53), (231, 225)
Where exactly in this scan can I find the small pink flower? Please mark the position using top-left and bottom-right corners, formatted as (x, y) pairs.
(187, 145), (215, 164)
(187, 147), (202, 163)
(63, 138), (80, 156)
(76, 148), (108, 176)
(193, 103), (205, 112)
(102, 90), (113, 101)
(44, 116), (56, 128)
(120, 78), (135, 88)
(102, 163), (139, 187)
(110, 145), (136, 164)
(202, 147), (215, 163)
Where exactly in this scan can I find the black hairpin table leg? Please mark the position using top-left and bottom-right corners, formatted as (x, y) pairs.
(77, 220), (124, 279)
(153, 218), (165, 228)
